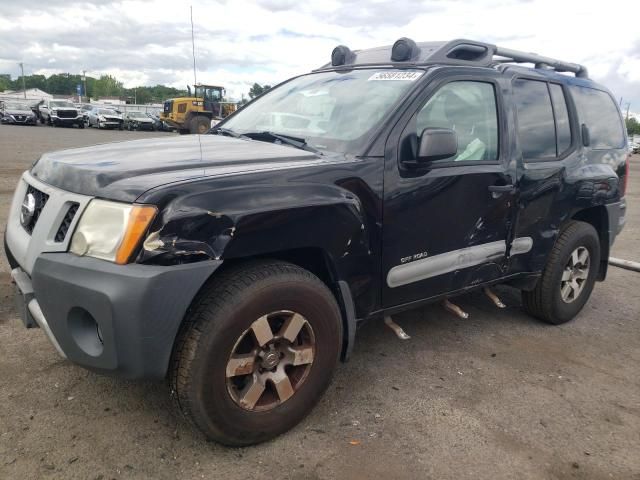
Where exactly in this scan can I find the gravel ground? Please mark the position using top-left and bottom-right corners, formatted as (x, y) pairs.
(0, 125), (639, 480)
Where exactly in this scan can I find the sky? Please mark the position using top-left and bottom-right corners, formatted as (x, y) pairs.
(0, 0), (638, 110)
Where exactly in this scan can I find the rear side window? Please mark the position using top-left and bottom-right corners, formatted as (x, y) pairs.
(570, 86), (624, 149)
(513, 79), (556, 159)
(549, 84), (572, 154)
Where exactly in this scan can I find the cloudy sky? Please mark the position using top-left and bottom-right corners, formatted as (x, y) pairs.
(1, 0), (638, 109)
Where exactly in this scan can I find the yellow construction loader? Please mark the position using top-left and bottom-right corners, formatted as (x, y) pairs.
(160, 84), (237, 134)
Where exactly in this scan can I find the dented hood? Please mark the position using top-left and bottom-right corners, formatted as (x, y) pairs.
(30, 134), (321, 202)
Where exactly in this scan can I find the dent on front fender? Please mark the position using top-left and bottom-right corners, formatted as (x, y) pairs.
(136, 183), (371, 267)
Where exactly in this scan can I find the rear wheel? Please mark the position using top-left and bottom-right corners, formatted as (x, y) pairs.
(522, 221), (600, 324)
(189, 115), (210, 134)
(170, 261), (342, 446)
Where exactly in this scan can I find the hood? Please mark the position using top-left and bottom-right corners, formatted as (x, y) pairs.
(30, 134), (327, 202)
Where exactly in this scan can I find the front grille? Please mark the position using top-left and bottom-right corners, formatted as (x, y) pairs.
(55, 203), (79, 242)
(57, 110), (76, 119)
(22, 186), (49, 234)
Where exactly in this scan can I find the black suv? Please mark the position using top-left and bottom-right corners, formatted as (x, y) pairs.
(5, 38), (628, 446)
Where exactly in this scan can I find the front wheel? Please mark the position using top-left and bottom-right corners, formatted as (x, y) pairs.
(170, 261), (342, 446)
(522, 220), (600, 324)
(189, 115), (210, 134)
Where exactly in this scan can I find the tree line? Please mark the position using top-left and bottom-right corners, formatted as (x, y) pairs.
(1, 73), (273, 105)
(625, 117), (640, 136)
(0, 72), (189, 104)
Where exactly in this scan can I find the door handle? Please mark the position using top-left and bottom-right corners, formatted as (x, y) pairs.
(488, 184), (515, 193)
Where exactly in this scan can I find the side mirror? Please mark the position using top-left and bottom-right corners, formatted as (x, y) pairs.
(581, 123), (590, 147)
(417, 128), (458, 162)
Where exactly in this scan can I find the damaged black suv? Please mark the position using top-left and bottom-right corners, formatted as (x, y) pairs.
(5, 38), (628, 446)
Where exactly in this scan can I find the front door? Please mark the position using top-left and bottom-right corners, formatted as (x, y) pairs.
(382, 72), (520, 308)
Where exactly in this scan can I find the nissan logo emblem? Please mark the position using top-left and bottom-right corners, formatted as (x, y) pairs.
(20, 192), (36, 227)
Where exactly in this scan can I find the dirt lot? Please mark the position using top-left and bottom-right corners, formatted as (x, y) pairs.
(0, 125), (639, 480)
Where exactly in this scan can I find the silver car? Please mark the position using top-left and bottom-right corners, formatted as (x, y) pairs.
(87, 107), (123, 130)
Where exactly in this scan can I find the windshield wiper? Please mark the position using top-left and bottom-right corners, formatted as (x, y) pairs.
(242, 131), (324, 156)
(212, 127), (244, 138)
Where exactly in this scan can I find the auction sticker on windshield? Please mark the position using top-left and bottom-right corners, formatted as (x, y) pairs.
(368, 71), (423, 81)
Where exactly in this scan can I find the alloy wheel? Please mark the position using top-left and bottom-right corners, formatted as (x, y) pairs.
(560, 246), (590, 303)
(226, 310), (315, 412)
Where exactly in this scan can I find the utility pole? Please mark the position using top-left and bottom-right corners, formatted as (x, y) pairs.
(626, 102), (631, 122)
(134, 87), (137, 104)
(83, 70), (88, 102)
(19, 62), (26, 99)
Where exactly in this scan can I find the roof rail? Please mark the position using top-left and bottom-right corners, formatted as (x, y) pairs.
(492, 45), (588, 78)
(320, 38), (589, 79)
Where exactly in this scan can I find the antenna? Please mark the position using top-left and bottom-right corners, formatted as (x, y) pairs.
(190, 6), (197, 94)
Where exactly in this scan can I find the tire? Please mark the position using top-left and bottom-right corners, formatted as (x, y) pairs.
(170, 260), (342, 446)
(522, 221), (600, 325)
(189, 115), (210, 134)
(97, 121), (101, 129)
(78, 122), (84, 129)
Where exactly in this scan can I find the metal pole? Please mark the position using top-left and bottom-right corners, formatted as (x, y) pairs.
(19, 62), (26, 99)
(626, 103), (630, 122)
(190, 6), (197, 89)
(83, 70), (87, 102)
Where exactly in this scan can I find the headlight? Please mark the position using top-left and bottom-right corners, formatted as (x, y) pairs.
(51, 109), (58, 115)
(69, 199), (157, 264)
(99, 115), (106, 121)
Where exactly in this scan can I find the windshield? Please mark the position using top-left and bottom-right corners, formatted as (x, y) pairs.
(128, 111), (145, 117)
(50, 101), (75, 108)
(5, 102), (31, 110)
(99, 109), (117, 115)
(220, 69), (423, 153)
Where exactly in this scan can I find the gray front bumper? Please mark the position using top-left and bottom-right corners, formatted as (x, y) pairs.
(20, 253), (221, 379)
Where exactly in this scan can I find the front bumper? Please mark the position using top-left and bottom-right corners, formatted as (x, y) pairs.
(11, 252), (222, 379)
(52, 115), (83, 125)
(1, 115), (37, 125)
(100, 120), (123, 128)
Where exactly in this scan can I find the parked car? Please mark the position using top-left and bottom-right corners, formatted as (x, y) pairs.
(86, 107), (123, 129)
(0, 101), (38, 125)
(5, 38), (629, 446)
(79, 104), (94, 123)
(38, 100), (84, 128)
(147, 113), (175, 132)
(123, 111), (155, 131)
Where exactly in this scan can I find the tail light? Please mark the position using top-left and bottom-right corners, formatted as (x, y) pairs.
(621, 154), (630, 197)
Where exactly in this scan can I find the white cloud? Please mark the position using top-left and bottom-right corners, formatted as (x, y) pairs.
(0, 0), (638, 106)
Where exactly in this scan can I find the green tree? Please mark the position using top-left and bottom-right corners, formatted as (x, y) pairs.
(625, 117), (640, 136)
(248, 83), (271, 99)
(93, 74), (124, 98)
(0, 74), (10, 92)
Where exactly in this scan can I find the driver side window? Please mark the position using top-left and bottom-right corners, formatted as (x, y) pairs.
(415, 81), (499, 162)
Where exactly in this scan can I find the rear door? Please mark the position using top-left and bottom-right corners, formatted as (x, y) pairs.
(381, 70), (520, 308)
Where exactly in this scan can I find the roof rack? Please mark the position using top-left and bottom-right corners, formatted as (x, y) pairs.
(320, 38), (589, 78)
